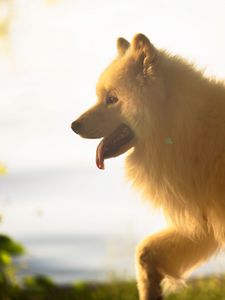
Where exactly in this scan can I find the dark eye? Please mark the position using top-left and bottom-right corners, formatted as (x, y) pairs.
(105, 96), (118, 105)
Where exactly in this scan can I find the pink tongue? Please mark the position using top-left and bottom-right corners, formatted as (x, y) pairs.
(96, 139), (105, 170)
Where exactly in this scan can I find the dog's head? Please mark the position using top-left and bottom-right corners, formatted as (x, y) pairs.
(71, 34), (161, 169)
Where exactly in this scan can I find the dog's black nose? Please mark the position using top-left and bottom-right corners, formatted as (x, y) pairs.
(71, 120), (82, 134)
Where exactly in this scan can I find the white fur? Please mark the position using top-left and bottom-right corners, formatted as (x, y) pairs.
(74, 33), (225, 299)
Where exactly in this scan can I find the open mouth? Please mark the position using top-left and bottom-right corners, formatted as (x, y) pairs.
(96, 123), (135, 170)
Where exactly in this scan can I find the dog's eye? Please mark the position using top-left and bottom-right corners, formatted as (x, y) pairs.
(105, 96), (118, 105)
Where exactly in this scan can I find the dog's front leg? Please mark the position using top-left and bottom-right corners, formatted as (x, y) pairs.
(135, 228), (218, 300)
(136, 263), (163, 300)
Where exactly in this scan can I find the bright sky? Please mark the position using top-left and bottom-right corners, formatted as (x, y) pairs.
(1, 0), (225, 171)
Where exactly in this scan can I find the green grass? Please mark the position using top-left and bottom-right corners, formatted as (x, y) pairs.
(1, 275), (225, 300)
(167, 276), (225, 300)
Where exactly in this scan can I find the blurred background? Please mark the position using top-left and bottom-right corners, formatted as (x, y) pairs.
(1, 0), (225, 284)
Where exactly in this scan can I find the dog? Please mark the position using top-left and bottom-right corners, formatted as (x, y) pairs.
(71, 33), (225, 300)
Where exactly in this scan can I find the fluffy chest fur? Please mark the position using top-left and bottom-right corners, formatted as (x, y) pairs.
(125, 83), (225, 241)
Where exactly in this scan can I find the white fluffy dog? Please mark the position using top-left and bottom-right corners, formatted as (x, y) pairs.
(71, 33), (225, 300)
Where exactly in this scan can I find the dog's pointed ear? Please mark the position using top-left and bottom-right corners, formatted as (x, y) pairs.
(131, 33), (157, 72)
(117, 37), (130, 56)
